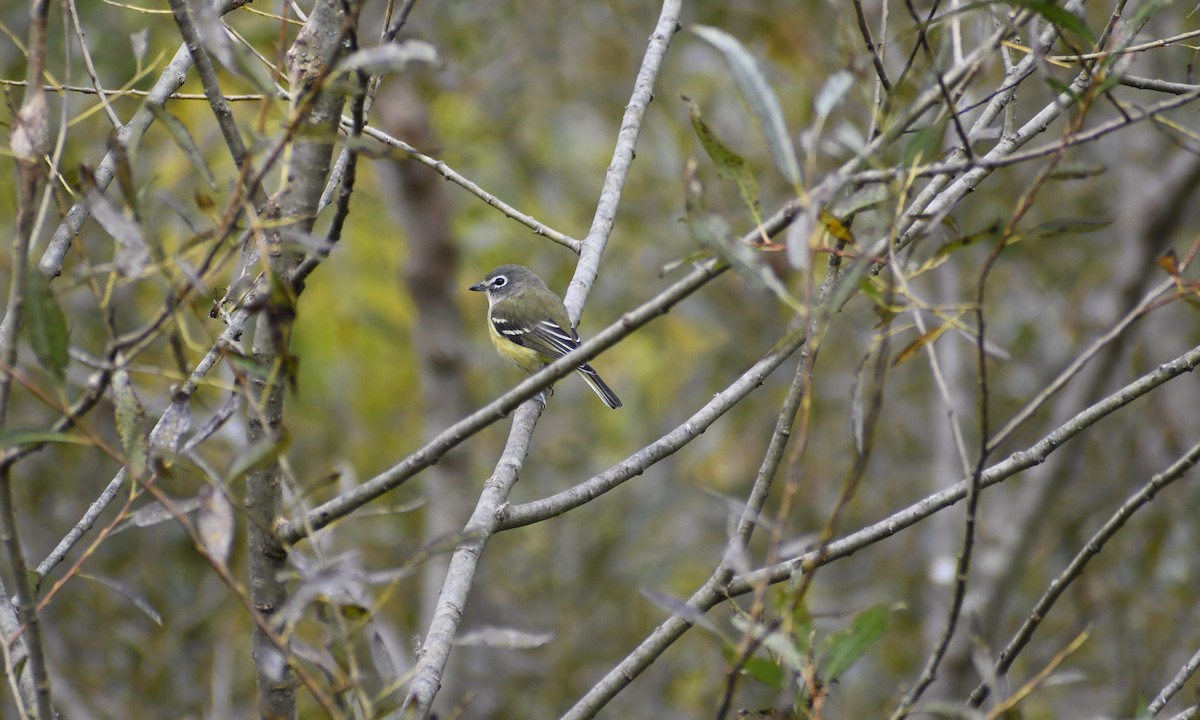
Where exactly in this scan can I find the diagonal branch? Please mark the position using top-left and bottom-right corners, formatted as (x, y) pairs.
(970, 438), (1200, 708)
(564, 0), (682, 322)
(565, 340), (1200, 718)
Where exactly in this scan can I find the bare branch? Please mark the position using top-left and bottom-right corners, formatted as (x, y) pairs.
(971, 439), (1200, 709)
(564, 0), (683, 322)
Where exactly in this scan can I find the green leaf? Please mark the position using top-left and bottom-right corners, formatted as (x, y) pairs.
(730, 615), (807, 675)
(684, 96), (762, 226)
(24, 270), (69, 385)
(149, 106), (216, 189)
(112, 370), (151, 480)
(894, 324), (951, 367)
(1047, 162), (1107, 181)
(225, 350), (274, 382)
(934, 221), (1003, 259)
(1043, 75), (1078, 99)
(692, 25), (801, 187)
(1008, 0), (1095, 43)
(903, 120), (948, 166)
(683, 160), (806, 316)
(743, 655), (786, 689)
(227, 430), (290, 482)
(821, 604), (891, 682)
(1024, 217), (1111, 241)
(659, 249), (716, 277)
(0, 429), (92, 448)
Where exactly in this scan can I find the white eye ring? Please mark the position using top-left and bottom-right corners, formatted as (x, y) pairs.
(492, 276), (508, 288)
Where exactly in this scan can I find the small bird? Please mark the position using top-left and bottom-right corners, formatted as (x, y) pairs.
(470, 264), (622, 409)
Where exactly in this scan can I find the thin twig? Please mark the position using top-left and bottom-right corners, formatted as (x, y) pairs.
(988, 277), (1174, 452)
(1149, 645), (1200, 716)
(356, 123), (583, 253)
(66, 0), (122, 128)
(0, 78), (270, 101)
(970, 439), (1200, 709)
(985, 628), (1091, 719)
(853, 0), (892, 93)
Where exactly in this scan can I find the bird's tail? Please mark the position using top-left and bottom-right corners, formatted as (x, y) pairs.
(575, 364), (622, 409)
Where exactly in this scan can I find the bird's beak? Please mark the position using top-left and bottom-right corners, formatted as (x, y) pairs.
(469, 281), (486, 292)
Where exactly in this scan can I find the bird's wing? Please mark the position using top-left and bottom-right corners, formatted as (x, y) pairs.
(490, 315), (580, 361)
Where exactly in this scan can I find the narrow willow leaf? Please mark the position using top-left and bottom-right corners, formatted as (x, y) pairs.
(333, 40), (439, 78)
(893, 324), (951, 366)
(692, 25), (801, 187)
(814, 70), (854, 122)
(151, 395), (193, 454)
(785, 206), (814, 271)
(1009, 0), (1095, 43)
(198, 487), (235, 566)
(934, 221), (1003, 259)
(821, 604), (891, 682)
(193, 3), (276, 97)
(903, 120), (947, 166)
(684, 159), (805, 313)
(0, 429), (91, 447)
(370, 629), (401, 681)
(850, 352), (869, 457)
(84, 183), (149, 278)
(113, 496), (202, 533)
(227, 430), (290, 482)
(225, 350), (274, 382)
(659, 249), (715, 277)
(454, 627), (554, 650)
(80, 573), (163, 626)
(1157, 250), (1180, 278)
(24, 270), (69, 384)
(830, 184), (889, 218)
(1047, 162), (1107, 181)
(643, 587), (727, 637)
(149, 106), (216, 189)
(129, 29), (149, 69)
(684, 95), (762, 225)
(1025, 217), (1111, 240)
(730, 615), (806, 674)
(113, 370), (151, 479)
(740, 654), (785, 690)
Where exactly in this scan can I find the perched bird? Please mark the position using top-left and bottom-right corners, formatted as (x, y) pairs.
(469, 264), (622, 409)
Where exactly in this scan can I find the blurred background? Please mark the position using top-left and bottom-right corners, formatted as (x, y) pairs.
(2, 0), (1199, 717)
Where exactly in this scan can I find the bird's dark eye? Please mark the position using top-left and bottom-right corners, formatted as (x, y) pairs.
(492, 276), (508, 288)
